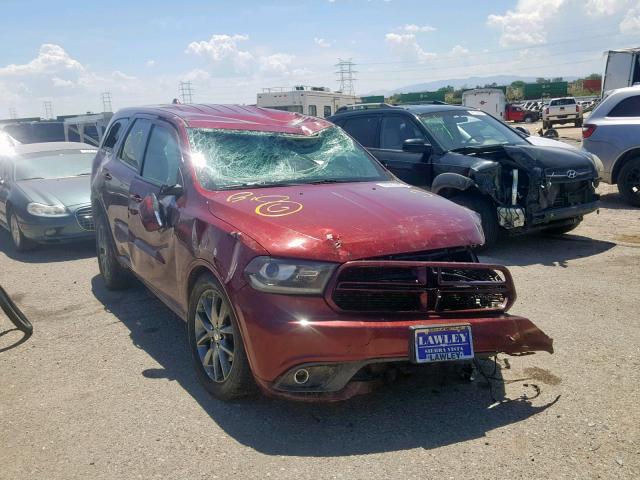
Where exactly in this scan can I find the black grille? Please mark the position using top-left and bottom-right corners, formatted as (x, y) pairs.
(75, 206), (95, 231)
(329, 261), (513, 314)
(548, 180), (592, 209)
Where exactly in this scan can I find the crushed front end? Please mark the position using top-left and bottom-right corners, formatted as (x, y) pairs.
(234, 249), (553, 401)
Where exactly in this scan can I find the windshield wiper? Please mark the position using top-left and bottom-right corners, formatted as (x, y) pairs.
(221, 181), (302, 190)
(308, 179), (353, 185)
(18, 177), (45, 181)
(76, 172), (92, 176)
(449, 144), (505, 154)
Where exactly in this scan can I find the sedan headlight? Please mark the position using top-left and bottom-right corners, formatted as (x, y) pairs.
(245, 257), (338, 295)
(26, 202), (68, 217)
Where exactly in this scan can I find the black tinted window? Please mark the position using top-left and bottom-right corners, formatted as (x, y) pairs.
(550, 98), (576, 106)
(142, 124), (182, 185)
(119, 119), (151, 170)
(324, 106), (332, 117)
(341, 116), (379, 147)
(380, 116), (424, 150)
(103, 119), (129, 150)
(608, 95), (640, 117)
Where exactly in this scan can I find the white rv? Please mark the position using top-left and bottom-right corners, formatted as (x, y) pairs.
(602, 48), (640, 95)
(461, 88), (506, 119)
(256, 86), (359, 118)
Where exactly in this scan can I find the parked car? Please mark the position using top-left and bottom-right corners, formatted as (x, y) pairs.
(582, 86), (640, 206)
(0, 142), (97, 251)
(542, 97), (583, 129)
(329, 104), (599, 245)
(504, 104), (540, 123)
(91, 104), (553, 401)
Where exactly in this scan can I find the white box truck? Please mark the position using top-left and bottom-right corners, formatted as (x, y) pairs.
(461, 88), (506, 119)
(602, 48), (640, 95)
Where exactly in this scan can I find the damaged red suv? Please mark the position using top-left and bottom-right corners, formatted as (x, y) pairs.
(91, 105), (553, 401)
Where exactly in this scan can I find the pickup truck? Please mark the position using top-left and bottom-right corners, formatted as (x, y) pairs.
(542, 97), (583, 129)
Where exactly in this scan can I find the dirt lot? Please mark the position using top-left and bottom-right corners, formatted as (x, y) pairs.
(1, 139), (639, 479)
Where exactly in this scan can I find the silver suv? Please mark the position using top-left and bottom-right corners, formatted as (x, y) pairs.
(582, 86), (640, 206)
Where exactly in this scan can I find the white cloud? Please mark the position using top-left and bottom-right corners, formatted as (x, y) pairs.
(402, 24), (436, 33)
(0, 44), (84, 76)
(620, 5), (640, 32)
(487, 0), (566, 46)
(259, 53), (294, 75)
(145, 59), (156, 67)
(385, 33), (437, 61)
(185, 34), (254, 71)
(450, 44), (469, 56)
(314, 37), (332, 48)
(585, 0), (629, 15)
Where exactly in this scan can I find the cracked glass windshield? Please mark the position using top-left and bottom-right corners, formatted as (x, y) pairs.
(188, 126), (389, 190)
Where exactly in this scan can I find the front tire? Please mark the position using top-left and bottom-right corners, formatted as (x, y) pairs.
(95, 209), (132, 290)
(524, 115), (533, 124)
(451, 194), (500, 248)
(617, 157), (640, 207)
(8, 211), (34, 252)
(187, 274), (255, 400)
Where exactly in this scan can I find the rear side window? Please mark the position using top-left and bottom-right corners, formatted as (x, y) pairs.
(103, 119), (129, 151)
(341, 115), (380, 148)
(119, 119), (151, 170)
(607, 95), (640, 117)
(141, 124), (182, 185)
(380, 116), (424, 150)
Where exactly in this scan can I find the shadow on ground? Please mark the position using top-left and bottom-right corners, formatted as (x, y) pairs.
(0, 229), (95, 263)
(91, 275), (558, 457)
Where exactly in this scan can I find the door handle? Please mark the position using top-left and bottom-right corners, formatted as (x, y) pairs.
(130, 194), (143, 203)
(103, 171), (112, 180)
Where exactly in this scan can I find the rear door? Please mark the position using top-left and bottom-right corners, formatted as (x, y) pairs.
(102, 118), (150, 257)
(337, 114), (381, 151)
(368, 114), (431, 187)
(127, 120), (184, 303)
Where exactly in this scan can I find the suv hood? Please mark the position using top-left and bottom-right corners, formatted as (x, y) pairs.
(502, 144), (595, 172)
(16, 176), (91, 207)
(206, 181), (484, 262)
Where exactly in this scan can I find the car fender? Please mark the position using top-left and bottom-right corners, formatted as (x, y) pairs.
(431, 172), (476, 196)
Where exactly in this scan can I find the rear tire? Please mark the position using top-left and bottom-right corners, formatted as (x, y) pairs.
(8, 211), (34, 252)
(543, 219), (582, 235)
(617, 157), (640, 207)
(451, 193), (500, 248)
(95, 208), (132, 290)
(187, 274), (255, 401)
(574, 119), (583, 128)
(543, 121), (551, 129)
(524, 115), (533, 123)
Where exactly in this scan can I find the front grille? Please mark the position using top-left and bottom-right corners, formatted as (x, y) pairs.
(75, 205), (95, 231)
(548, 180), (593, 209)
(328, 261), (515, 315)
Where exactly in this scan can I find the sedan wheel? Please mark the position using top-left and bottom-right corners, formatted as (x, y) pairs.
(9, 213), (33, 252)
(194, 289), (236, 382)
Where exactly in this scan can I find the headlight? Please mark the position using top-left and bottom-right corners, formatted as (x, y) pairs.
(245, 257), (338, 295)
(26, 202), (68, 217)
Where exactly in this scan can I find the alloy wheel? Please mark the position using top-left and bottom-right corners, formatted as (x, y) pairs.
(10, 215), (21, 248)
(96, 223), (108, 274)
(194, 289), (235, 382)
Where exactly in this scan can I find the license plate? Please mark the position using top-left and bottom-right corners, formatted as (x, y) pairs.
(411, 324), (474, 363)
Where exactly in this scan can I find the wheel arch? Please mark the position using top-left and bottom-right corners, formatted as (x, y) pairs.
(612, 148), (640, 184)
(431, 172), (476, 198)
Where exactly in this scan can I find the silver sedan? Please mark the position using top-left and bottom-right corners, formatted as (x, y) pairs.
(582, 86), (640, 206)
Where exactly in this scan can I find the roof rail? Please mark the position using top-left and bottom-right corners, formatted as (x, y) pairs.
(335, 103), (396, 113)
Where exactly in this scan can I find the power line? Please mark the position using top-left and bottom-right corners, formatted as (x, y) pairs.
(101, 92), (113, 112)
(179, 81), (194, 104)
(335, 59), (357, 95)
(43, 101), (53, 120)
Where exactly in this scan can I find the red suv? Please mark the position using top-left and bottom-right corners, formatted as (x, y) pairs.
(91, 105), (553, 401)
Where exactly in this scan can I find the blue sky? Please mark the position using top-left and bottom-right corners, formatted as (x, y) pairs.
(1, 0), (639, 117)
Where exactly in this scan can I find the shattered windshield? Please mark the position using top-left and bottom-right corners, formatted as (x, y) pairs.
(419, 110), (527, 151)
(187, 126), (389, 190)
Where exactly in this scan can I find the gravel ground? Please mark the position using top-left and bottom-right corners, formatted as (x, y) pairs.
(1, 144), (639, 479)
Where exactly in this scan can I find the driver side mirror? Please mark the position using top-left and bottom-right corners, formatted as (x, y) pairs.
(159, 183), (184, 197)
(402, 138), (433, 156)
(139, 193), (165, 232)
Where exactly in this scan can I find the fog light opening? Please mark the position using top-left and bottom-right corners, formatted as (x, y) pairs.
(45, 228), (57, 237)
(293, 368), (310, 385)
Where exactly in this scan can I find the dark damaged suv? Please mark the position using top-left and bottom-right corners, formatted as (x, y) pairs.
(330, 104), (600, 245)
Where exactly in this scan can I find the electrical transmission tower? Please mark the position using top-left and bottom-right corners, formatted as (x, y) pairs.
(179, 81), (194, 104)
(43, 101), (54, 120)
(9, 108), (17, 120)
(335, 59), (357, 96)
(101, 92), (113, 112)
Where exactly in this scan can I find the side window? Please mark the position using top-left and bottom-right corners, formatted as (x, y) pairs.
(380, 116), (425, 151)
(308, 105), (317, 116)
(341, 115), (380, 148)
(141, 124), (182, 185)
(118, 119), (151, 171)
(102, 119), (129, 151)
(324, 106), (332, 117)
(608, 95), (640, 117)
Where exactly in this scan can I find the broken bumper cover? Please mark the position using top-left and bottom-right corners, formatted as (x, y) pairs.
(234, 287), (553, 400)
(530, 200), (598, 225)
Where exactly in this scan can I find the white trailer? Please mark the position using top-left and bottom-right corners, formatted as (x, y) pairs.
(256, 86), (359, 118)
(602, 48), (640, 95)
(461, 88), (506, 119)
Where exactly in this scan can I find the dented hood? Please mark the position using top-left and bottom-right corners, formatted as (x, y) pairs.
(502, 144), (596, 171)
(206, 181), (484, 262)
